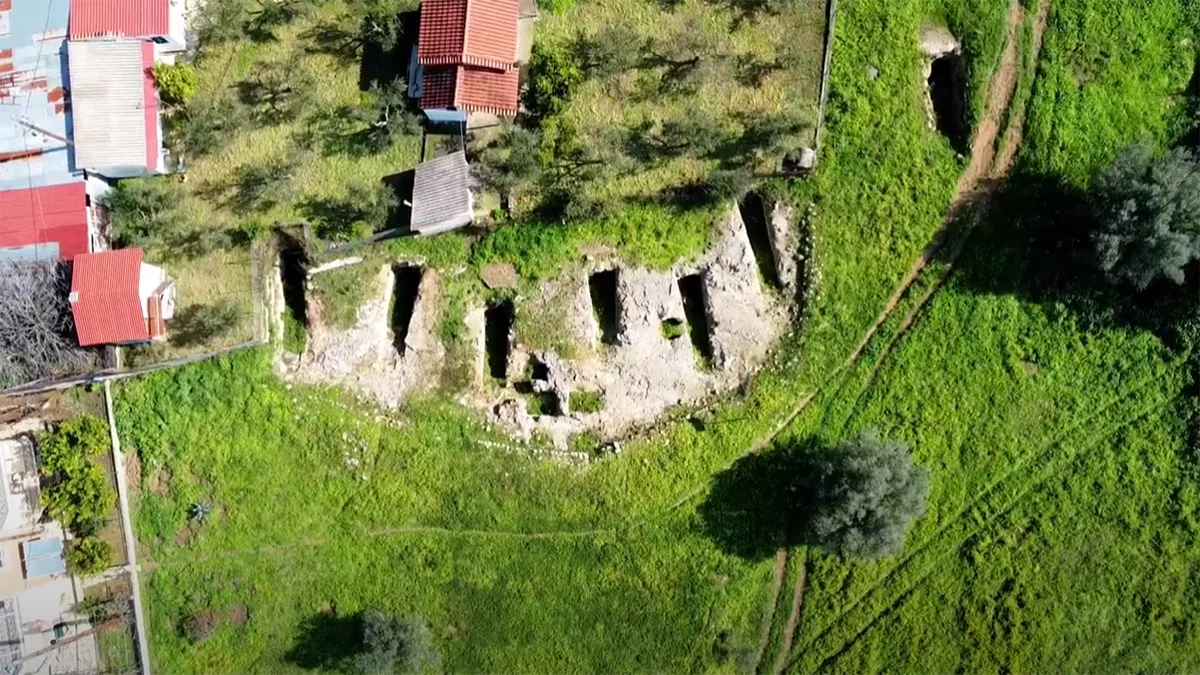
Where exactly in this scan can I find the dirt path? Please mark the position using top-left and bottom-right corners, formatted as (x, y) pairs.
(994, 0), (1051, 175)
(840, 0), (1052, 426)
(749, 549), (790, 672)
(771, 551), (809, 675)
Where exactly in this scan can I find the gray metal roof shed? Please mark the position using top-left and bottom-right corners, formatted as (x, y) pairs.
(410, 151), (474, 236)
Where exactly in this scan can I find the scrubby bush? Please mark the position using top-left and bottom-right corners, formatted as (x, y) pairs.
(152, 62), (199, 106)
(66, 536), (114, 576)
(1091, 142), (1200, 290)
(809, 429), (930, 558)
(523, 42), (583, 125)
(353, 611), (441, 675)
(38, 416), (115, 532)
(101, 177), (190, 249)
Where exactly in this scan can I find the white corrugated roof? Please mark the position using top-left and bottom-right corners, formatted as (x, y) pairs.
(66, 40), (149, 171)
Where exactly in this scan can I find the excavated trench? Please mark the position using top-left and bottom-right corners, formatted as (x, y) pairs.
(279, 242), (309, 328)
(485, 300), (514, 380)
(677, 273), (714, 366)
(588, 269), (621, 345)
(929, 52), (969, 153)
(739, 193), (781, 289)
(391, 265), (423, 356)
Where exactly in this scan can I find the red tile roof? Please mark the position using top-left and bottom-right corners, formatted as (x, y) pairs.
(70, 249), (150, 346)
(68, 0), (171, 39)
(418, 0), (519, 70)
(422, 65), (519, 114)
(0, 184), (90, 261)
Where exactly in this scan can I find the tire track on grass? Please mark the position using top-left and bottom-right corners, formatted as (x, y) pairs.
(749, 548), (790, 673)
(802, 397), (1166, 674)
(834, 0), (1053, 436)
(788, 373), (1170, 670)
(770, 549), (809, 675)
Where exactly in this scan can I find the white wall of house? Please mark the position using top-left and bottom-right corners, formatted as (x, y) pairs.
(138, 262), (176, 320)
(83, 173), (111, 253)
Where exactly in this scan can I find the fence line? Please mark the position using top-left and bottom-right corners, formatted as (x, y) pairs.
(813, 0), (839, 158)
(0, 339), (265, 397)
(103, 381), (152, 675)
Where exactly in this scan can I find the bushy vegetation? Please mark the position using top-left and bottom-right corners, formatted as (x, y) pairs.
(152, 62), (200, 106)
(808, 429), (929, 558)
(38, 416), (115, 534)
(354, 611), (441, 675)
(67, 536), (116, 576)
(1090, 143), (1200, 289)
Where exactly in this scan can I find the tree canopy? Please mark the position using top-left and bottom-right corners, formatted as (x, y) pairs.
(353, 611), (441, 675)
(809, 429), (930, 558)
(1091, 142), (1200, 290)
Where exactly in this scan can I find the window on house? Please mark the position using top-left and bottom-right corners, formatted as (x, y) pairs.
(151, 36), (168, 44)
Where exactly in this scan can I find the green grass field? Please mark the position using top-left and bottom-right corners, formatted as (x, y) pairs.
(109, 0), (1200, 671)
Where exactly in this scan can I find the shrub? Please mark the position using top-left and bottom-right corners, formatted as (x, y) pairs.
(39, 416), (115, 532)
(809, 429), (930, 558)
(152, 62), (199, 106)
(353, 611), (441, 675)
(523, 42), (583, 125)
(569, 390), (605, 413)
(1091, 142), (1200, 290)
(66, 536), (114, 576)
(100, 177), (190, 249)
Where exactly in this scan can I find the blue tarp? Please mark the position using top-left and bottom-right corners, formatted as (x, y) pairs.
(22, 538), (65, 579)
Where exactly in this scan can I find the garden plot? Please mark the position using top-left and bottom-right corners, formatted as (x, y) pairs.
(273, 262), (444, 408)
(484, 206), (798, 447)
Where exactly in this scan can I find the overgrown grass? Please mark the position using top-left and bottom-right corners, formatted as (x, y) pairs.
(109, 0), (1200, 672)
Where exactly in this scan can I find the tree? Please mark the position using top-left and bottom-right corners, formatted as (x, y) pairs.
(476, 125), (543, 211)
(357, 82), (421, 152)
(571, 26), (645, 80)
(234, 157), (296, 215)
(641, 12), (727, 94)
(0, 262), (95, 387)
(101, 177), (188, 248)
(238, 58), (316, 124)
(172, 91), (248, 156)
(624, 112), (724, 162)
(66, 536), (114, 576)
(38, 416), (115, 532)
(346, 0), (408, 52)
(523, 42), (583, 125)
(1091, 142), (1200, 290)
(809, 429), (930, 558)
(152, 62), (199, 106)
(353, 611), (441, 675)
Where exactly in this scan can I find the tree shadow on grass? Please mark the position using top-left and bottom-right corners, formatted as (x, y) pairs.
(940, 172), (1200, 348)
(285, 611), (364, 671)
(697, 439), (824, 561)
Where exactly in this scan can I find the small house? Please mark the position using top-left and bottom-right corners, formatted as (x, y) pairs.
(412, 0), (521, 123)
(67, 40), (166, 178)
(0, 180), (110, 263)
(410, 151), (475, 235)
(68, 0), (188, 54)
(69, 248), (176, 346)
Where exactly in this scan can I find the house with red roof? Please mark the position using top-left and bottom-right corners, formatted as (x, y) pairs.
(0, 180), (110, 263)
(413, 0), (523, 122)
(69, 248), (176, 346)
(68, 0), (187, 53)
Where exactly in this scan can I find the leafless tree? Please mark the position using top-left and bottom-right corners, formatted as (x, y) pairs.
(0, 262), (97, 387)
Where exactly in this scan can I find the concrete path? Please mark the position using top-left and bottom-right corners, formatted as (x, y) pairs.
(103, 381), (152, 675)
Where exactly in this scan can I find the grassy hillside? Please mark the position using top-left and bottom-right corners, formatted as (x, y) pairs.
(110, 0), (1200, 672)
